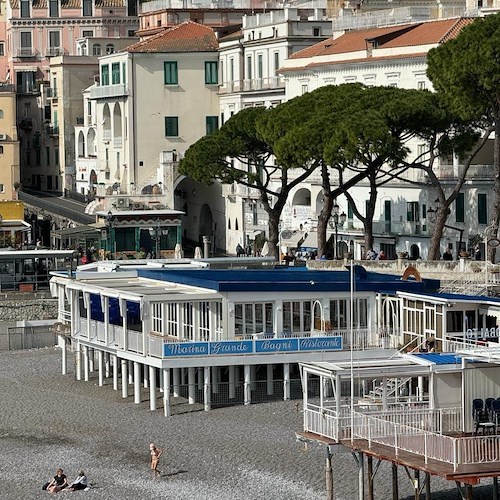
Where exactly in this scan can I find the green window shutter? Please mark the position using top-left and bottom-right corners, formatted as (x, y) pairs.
(478, 193), (487, 224)
(111, 63), (120, 84)
(164, 61), (178, 85)
(205, 61), (218, 84)
(455, 193), (464, 223)
(101, 65), (109, 86)
(205, 116), (218, 135)
(165, 117), (178, 137)
(122, 63), (126, 84)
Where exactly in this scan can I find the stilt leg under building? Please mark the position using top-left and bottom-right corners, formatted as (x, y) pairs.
(173, 368), (180, 398)
(83, 346), (89, 382)
(368, 456), (374, 500)
(352, 451), (365, 500)
(127, 360), (133, 385)
(325, 446), (333, 500)
(61, 337), (67, 375)
(392, 463), (399, 500)
(133, 361), (141, 404)
(203, 366), (211, 411)
(112, 354), (118, 391)
(229, 365), (235, 399)
(425, 472), (431, 499)
(494, 477), (499, 500)
(163, 368), (171, 417)
(188, 367), (195, 404)
(244, 365), (251, 405)
(267, 364), (274, 395)
(283, 363), (290, 401)
(149, 366), (156, 411)
(97, 350), (104, 387)
(75, 343), (81, 381)
(121, 359), (128, 398)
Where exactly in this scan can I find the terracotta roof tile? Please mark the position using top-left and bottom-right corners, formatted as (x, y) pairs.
(126, 21), (218, 53)
(290, 17), (476, 61)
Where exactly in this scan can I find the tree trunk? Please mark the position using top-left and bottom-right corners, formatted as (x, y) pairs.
(268, 211), (280, 261)
(317, 194), (334, 258)
(428, 207), (448, 260)
(490, 114), (500, 262)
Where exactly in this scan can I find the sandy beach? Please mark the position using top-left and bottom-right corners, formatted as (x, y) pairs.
(0, 348), (494, 499)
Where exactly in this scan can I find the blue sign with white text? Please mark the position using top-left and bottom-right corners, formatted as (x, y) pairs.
(255, 338), (299, 353)
(164, 342), (209, 357)
(299, 337), (343, 351)
(162, 336), (343, 357)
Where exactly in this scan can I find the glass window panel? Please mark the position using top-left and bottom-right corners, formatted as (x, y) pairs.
(235, 304), (243, 336)
(244, 303), (253, 334)
(282, 302), (291, 332)
(265, 303), (273, 332)
(255, 303), (263, 333)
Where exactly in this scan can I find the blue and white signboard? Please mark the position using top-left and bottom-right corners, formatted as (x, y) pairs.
(163, 336), (343, 357)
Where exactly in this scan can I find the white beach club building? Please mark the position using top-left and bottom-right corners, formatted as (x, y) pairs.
(49, 261), (442, 416)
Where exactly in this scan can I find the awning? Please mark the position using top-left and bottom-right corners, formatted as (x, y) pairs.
(15, 66), (38, 72)
(281, 231), (305, 248)
(248, 230), (262, 239)
(479, 306), (500, 320)
(300, 231), (318, 250)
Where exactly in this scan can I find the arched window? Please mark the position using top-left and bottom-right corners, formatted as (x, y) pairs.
(92, 44), (101, 56)
(0, 145), (3, 154)
(0, 110), (4, 118)
(235, 218), (239, 230)
(228, 219), (231, 230)
(106, 44), (115, 54)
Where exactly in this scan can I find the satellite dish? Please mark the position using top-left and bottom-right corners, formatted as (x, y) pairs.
(281, 230), (294, 240)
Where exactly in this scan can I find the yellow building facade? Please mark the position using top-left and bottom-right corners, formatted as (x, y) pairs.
(0, 88), (20, 201)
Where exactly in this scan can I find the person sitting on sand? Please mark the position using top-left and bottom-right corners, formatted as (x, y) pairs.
(47, 468), (68, 493)
(67, 470), (88, 491)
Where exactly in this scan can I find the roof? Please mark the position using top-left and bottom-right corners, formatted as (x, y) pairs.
(135, 266), (441, 293)
(125, 21), (218, 53)
(412, 352), (464, 365)
(283, 17), (475, 71)
(397, 290), (500, 307)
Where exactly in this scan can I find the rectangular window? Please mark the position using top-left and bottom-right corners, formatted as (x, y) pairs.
(111, 63), (120, 84)
(0, 43), (4, 56)
(205, 61), (218, 84)
(83, 0), (92, 16)
(229, 58), (234, 81)
(20, 0), (30, 17)
(35, 148), (41, 166)
(49, 31), (60, 52)
(55, 148), (59, 166)
(49, 0), (59, 17)
(246, 56), (252, 80)
(301, 84), (308, 95)
(165, 116), (178, 137)
(100, 65), (109, 86)
(407, 201), (419, 222)
(205, 116), (218, 135)
(164, 61), (178, 85)
(0, 184), (4, 193)
(478, 193), (487, 224)
(20, 32), (32, 49)
(274, 52), (279, 73)
(257, 54), (263, 79)
(45, 147), (50, 166)
(455, 192), (465, 223)
(122, 63), (126, 84)
(82, 30), (93, 37)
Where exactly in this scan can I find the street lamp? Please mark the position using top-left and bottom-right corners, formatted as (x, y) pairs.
(149, 222), (168, 259)
(329, 203), (347, 259)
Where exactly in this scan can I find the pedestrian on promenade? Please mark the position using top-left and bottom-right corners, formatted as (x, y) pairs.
(149, 443), (163, 479)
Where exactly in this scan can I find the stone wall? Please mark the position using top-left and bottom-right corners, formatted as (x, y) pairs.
(0, 297), (58, 322)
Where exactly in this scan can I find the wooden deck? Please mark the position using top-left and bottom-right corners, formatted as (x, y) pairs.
(296, 431), (500, 485)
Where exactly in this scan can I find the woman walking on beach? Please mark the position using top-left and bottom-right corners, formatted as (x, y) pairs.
(149, 443), (163, 479)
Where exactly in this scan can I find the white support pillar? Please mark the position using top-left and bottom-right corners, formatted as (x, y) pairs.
(149, 366), (157, 411)
(97, 350), (104, 387)
(250, 365), (257, 390)
(83, 345), (89, 382)
(128, 360), (133, 384)
(121, 359), (128, 398)
(112, 354), (118, 391)
(382, 376), (388, 411)
(61, 337), (67, 375)
(173, 368), (180, 397)
(75, 342), (82, 381)
(88, 348), (94, 372)
(163, 368), (171, 417)
(143, 365), (148, 389)
(134, 362), (141, 404)
(105, 352), (111, 378)
(212, 366), (219, 394)
(283, 363), (290, 401)
(188, 367), (196, 404)
(267, 364), (274, 395)
(197, 368), (203, 390)
(418, 376), (424, 402)
(229, 365), (236, 399)
(244, 365), (251, 405)
(203, 366), (211, 411)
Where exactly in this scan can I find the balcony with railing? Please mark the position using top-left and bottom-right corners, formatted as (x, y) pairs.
(45, 47), (64, 57)
(15, 47), (38, 58)
(434, 164), (494, 180)
(219, 76), (285, 95)
(221, 183), (261, 199)
(90, 84), (128, 99)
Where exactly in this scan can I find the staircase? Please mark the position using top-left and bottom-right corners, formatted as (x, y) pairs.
(439, 271), (489, 296)
(366, 376), (413, 402)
